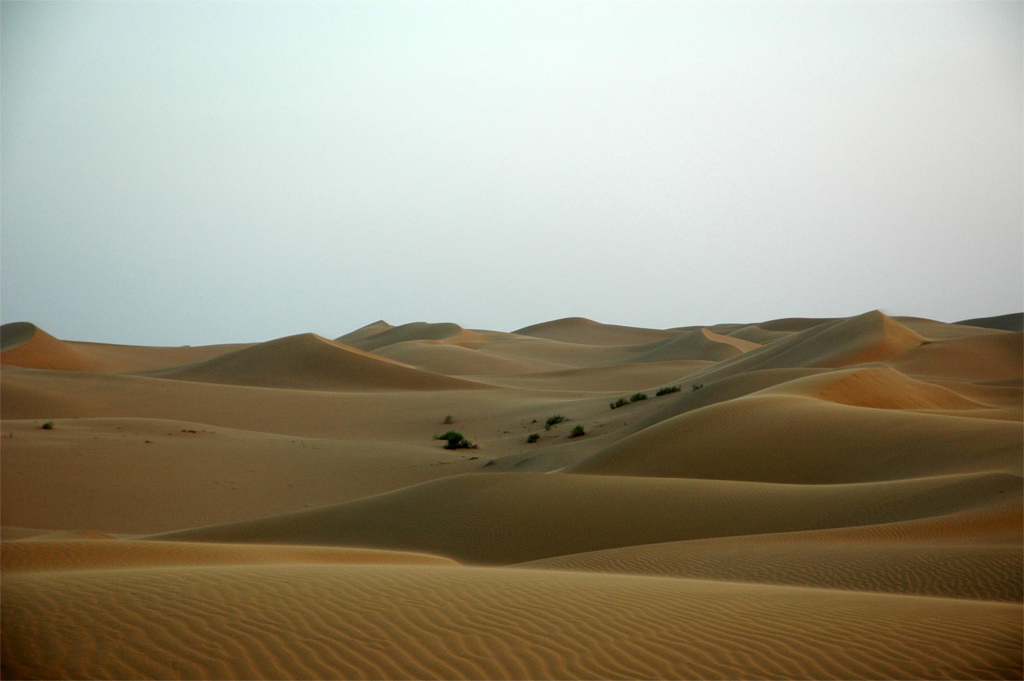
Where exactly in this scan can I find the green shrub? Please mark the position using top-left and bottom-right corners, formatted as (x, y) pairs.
(656, 385), (682, 396)
(443, 415), (454, 424)
(629, 392), (648, 403)
(692, 383), (704, 392)
(609, 397), (628, 410)
(434, 430), (476, 449)
(569, 425), (585, 438)
(41, 421), (54, 430)
(544, 415), (566, 430)
(527, 433), (540, 444)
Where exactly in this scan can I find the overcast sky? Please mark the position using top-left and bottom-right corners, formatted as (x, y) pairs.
(2, 1), (1021, 345)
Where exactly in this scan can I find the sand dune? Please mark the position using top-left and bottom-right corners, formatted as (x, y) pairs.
(893, 331), (1024, 382)
(2, 310), (1021, 680)
(334, 319), (395, 343)
(956, 312), (1024, 332)
(145, 332), (482, 391)
(667, 311), (927, 389)
(514, 316), (678, 346)
(519, 504), (1023, 601)
(0, 321), (249, 372)
(723, 324), (796, 343)
(341, 321), (496, 352)
(374, 340), (558, 376)
(4, 563), (1020, 680)
(571, 394), (1022, 483)
(1, 322), (115, 372)
(153, 470), (1020, 564)
(631, 327), (759, 363)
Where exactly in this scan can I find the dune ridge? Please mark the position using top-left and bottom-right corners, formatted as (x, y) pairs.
(145, 333), (482, 391)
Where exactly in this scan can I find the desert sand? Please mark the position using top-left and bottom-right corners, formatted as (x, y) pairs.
(2, 310), (1022, 679)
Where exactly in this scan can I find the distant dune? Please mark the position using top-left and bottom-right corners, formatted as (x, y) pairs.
(145, 332), (482, 391)
(956, 312), (1024, 333)
(514, 316), (678, 346)
(2, 310), (1021, 680)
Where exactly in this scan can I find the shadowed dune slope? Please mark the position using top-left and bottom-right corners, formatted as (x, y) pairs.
(570, 394), (1022, 483)
(145, 333), (482, 391)
(1, 538), (457, 573)
(632, 328), (759, 363)
(514, 317), (678, 346)
(152, 471), (1020, 565)
(518, 504), (1023, 602)
(956, 312), (1024, 332)
(4, 563), (1020, 681)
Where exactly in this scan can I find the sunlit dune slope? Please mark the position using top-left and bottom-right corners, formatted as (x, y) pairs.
(4, 563), (1020, 681)
(518, 504), (1023, 601)
(1, 323), (113, 372)
(144, 333), (482, 391)
(152, 470), (1020, 564)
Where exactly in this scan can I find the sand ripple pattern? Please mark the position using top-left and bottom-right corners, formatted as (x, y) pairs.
(3, 564), (1021, 680)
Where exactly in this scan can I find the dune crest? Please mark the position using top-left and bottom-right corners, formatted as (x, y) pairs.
(145, 332), (482, 391)
(0, 323), (111, 372)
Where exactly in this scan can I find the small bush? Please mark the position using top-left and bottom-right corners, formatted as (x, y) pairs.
(629, 392), (648, 403)
(443, 415), (454, 424)
(544, 415), (566, 430)
(692, 383), (704, 392)
(527, 433), (540, 444)
(609, 397), (629, 410)
(569, 425), (585, 438)
(434, 430), (476, 450)
(41, 421), (55, 430)
(656, 385), (681, 396)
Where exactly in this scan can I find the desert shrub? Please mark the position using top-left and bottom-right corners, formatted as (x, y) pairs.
(629, 392), (648, 403)
(609, 397), (629, 410)
(544, 415), (566, 430)
(569, 425), (585, 438)
(41, 421), (54, 430)
(434, 430), (476, 449)
(527, 433), (540, 444)
(692, 383), (704, 391)
(656, 385), (682, 396)
(443, 415), (454, 424)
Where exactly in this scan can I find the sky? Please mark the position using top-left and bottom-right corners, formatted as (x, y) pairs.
(2, 0), (1021, 346)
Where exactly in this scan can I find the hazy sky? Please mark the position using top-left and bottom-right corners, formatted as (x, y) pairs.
(2, 1), (1021, 345)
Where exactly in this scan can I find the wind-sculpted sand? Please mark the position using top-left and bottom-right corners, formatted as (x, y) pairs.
(2, 310), (1021, 679)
